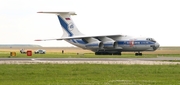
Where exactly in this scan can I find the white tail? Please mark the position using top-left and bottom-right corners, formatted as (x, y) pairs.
(37, 12), (83, 37)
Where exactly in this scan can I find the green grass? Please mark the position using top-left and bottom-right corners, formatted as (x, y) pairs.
(0, 64), (180, 85)
(1, 51), (180, 58)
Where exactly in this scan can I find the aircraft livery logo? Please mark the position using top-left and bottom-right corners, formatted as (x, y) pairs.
(68, 22), (74, 31)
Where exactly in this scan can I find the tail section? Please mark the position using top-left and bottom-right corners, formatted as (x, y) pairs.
(37, 12), (83, 37)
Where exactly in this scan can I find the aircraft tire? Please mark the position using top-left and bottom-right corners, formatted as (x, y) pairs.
(95, 52), (101, 55)
(135, 53), (142, 56)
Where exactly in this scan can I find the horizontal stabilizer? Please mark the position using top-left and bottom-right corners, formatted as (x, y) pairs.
(37, 11), (77, 15)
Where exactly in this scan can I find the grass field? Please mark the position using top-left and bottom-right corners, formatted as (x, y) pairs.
(1, 47), (180, 85)
(0, 47), (180, 58)
(0, 64), (180, 85)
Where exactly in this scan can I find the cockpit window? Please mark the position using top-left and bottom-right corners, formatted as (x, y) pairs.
(146, 38), (156, 42)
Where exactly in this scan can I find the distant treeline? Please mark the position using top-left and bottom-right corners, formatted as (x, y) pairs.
(0, 44), (42, 47)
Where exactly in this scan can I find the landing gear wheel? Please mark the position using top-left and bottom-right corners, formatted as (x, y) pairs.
(95, 52), (100, 55)
(135, 53), (142, 56)
(95, 52), (121, 55)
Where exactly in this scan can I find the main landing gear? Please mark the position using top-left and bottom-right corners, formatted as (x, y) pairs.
(135, 52), (142, 56)
(95, 52), (121, 55)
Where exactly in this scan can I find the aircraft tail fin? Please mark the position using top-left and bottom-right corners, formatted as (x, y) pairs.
(37, 11), (83, 37)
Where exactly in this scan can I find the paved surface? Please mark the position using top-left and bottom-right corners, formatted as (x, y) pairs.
(0, 57), (180, 61)
(0, 57), (180, 65)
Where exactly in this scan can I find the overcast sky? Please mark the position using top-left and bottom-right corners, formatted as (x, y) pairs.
(0, 0), (180, 47)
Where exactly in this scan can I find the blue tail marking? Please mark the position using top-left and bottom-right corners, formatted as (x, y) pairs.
(57, 16), (73, 37)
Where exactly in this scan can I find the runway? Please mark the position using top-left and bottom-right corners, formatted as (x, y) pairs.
(0, 57), (180, 65)
(1, 57), (180, 61)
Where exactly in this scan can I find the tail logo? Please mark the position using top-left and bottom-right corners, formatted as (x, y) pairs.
(68, 22), (74, 31)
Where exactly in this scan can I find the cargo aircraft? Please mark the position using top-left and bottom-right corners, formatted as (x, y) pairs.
(35, 11), (160, 56)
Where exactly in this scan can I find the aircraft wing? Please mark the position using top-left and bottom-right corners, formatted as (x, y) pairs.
(35, 34), (123, 41)
(35, 39), (60, 41)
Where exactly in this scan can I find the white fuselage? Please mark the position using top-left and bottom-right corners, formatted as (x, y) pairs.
(64, 35), (160, 53)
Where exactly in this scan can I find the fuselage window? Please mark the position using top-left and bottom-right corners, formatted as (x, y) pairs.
(135, 42), (140, 45)
(141, 41), (144, 44)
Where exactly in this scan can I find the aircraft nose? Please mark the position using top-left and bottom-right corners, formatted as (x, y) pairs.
(155, 42), (160, 48)
(151, 42), (160, 50)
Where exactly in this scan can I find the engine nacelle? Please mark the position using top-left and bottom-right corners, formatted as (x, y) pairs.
(85, 42), (103, 49)
(103, 41), (114, 48)
(103, 41), (118, 49)
(85, 41), (121, 49)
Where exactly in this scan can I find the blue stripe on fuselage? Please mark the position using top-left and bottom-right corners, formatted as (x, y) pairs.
(76, 40), (86, 44)
(71, 39), (76, 43)
(68, 39), (87, 44)
(117, 40), (155, 45)
(57, 16), (73, 37)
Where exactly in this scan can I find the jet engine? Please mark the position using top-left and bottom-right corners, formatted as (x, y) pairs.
(103, 41), (115, 48)
(85, 41), (103, 49)
(103, 41), (119, 49)
(85, 41), (121, 50)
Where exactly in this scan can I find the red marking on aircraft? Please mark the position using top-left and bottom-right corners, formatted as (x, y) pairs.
(130, 40), (134, 47)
